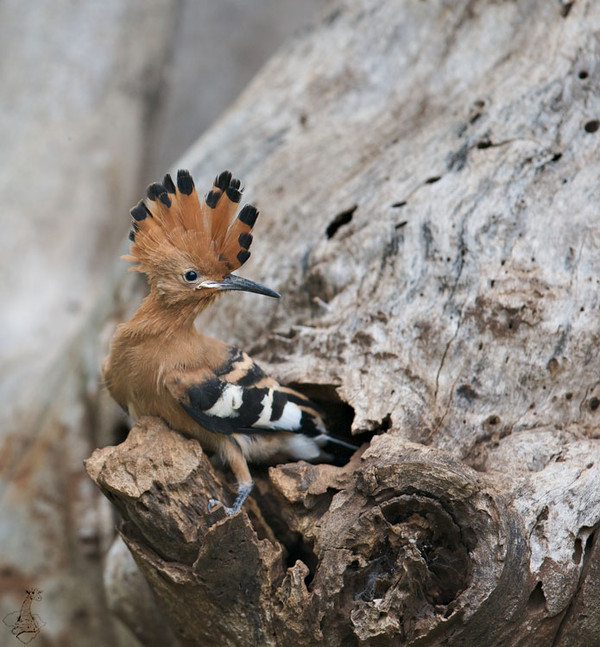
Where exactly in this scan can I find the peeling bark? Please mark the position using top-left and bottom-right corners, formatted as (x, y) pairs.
(89, 0), (600, 644)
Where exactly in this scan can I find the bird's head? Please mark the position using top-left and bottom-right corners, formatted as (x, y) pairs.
(124, 170), (280, 309)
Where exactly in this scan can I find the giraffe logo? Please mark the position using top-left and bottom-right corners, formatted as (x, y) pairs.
(3, 589), (45, 644)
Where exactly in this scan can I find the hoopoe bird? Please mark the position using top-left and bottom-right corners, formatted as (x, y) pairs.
(103, 170), (356, 515)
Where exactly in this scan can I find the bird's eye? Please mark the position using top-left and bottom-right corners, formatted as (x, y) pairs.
(183, 270), (198, 282)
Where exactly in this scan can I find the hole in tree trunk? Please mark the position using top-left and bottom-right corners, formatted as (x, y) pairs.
(326, 206), (357, 239)
(527, 582), (546, 611)
(287, 382), (377, 464)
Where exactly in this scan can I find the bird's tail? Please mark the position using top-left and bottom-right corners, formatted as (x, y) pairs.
(315, 433), (359, 452)
(314, 432), (359, 466)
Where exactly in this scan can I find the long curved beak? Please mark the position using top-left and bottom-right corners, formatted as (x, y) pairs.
(198, 274), (281, 298)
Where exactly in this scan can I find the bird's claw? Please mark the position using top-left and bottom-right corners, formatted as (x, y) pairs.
(207, 498), (237, 516)
(207, 498), (222, 512)
(207, 483), (253, 516)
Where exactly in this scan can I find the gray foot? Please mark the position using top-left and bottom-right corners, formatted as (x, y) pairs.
(208, 482), (254, 516)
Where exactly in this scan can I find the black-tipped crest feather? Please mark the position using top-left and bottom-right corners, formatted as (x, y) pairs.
(237, 250), (251, 265)
(146, 183), (164, 201)
(163, 173), (176, 194)
(238, 205), (258, 227)
(205, 190), (221, 209)
(226, 186), (242, 203)
(131, 200), (150, 221)
(158, 191), (171, 207)
(177, 169), (194, 195)
(238, 232), (252, 250)
(215, 170), (232, 190)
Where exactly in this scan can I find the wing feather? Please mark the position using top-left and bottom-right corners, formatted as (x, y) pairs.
(167, 348), (325, 437)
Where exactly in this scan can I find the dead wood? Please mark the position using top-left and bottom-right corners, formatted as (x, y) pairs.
(87, 421), (527, 645)
(88, 0), (600, 645)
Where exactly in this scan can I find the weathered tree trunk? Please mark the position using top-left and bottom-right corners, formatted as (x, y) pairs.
(87, 0), (600, 644)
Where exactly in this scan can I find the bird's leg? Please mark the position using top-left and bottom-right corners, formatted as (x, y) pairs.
(208, 439), (254, 516)
(209, 482), (254, 516)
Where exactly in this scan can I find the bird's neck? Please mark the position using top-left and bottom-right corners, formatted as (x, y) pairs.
(128, 287), (212, 338)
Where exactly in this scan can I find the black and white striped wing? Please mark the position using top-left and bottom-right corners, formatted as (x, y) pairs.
(167, 349), (325, 438)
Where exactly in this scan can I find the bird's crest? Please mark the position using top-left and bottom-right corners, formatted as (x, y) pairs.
(125, 170), (258, 279)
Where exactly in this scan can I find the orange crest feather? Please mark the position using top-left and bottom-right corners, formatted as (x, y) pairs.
(126, 170), (258, 280)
